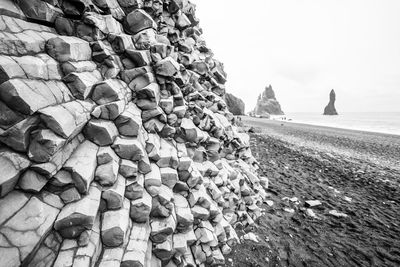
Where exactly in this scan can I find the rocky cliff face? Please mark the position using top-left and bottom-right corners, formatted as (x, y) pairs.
(254, 85), (284, 116)
(323, 89), (338, 115)
(224, 93), (245, 115)
(0, 0), (268, 266)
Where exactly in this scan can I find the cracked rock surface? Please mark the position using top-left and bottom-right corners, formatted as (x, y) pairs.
(0, 1), (269, 266)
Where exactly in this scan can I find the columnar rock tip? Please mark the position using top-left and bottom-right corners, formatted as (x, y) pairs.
(254, 84), (284, 117)
(323, 89), (338, 115)
(0, 0), (268, 266)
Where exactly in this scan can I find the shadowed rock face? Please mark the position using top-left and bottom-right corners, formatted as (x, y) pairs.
(0, 1), (269, 266)
(324, 89), (338, 115)
(254, 85), (284, 116)
(224, 93), (245, 115)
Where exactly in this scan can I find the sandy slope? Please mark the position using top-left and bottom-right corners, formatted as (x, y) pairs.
(227, 117), (400, 267)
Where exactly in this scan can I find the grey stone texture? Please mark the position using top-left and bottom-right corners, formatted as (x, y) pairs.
(0, 2), (268, 266)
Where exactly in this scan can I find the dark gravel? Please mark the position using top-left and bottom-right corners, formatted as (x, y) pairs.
(227, 117), (400, 267)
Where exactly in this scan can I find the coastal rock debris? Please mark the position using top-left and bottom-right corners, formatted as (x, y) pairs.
(0, 1), (268, 266)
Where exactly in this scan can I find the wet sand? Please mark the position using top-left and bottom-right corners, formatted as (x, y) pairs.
(228, 117), (400, 267)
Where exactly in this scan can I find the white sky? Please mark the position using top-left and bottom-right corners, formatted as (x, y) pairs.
(191, 0), (400, 112)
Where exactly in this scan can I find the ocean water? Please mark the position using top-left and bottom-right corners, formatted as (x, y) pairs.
(274, 112), (400, 136)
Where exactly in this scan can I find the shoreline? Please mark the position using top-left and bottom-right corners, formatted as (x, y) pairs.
(284, 118), (400, 137)
(242, 116), (400, 137)
(240, 116), (400, 172)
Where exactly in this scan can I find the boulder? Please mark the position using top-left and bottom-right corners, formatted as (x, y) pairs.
(0, 148), (30, 197)
(115, 103), (142, 137)
(0, 116), (36, 152)
(112, 136), (146, 161)
(61, 60), (97, 75)
(153, 235), (173, 261)
(154, 56), (180, 77)
(59, 0), (101, 16)
(0, 191), (30, 225)
(102, 174), (126, 210)
(157, 138), (178, 168)
(0, 79), (73, 115)
(27, 231), (63, 267)
(119, 159), (138, 178)
(0, 196), (60, 266)
(0, 19), (58, 56)
(97, 146), (119, 164)
(124, 9), (156, 34)
(130, 189), (152, 223)
(174, 194), (194, 232)
(17, 169), (48, 193)
(136, 83), (161, 110)
(85, 119), (119, 146)
(72, 213), (102, 266)
(31, 134), (83, 177)
(92, 79), (128, 105)
(97, 216), (131, 266)
(144, 163), (161, 196)
(92, 100), (126, 120)
(125, 173), (144, 200)
(63, 71), (103, 100)
(63, 140), (99, 194)
(160, 167), (178, 189)
(95, 157), (119, 186)
(39, 100), (93, 139)
(0, 0), (26, 19)
(60, 187), (81, 204)
(125, 49), (152, 67)
(83, 12), (124, 35)
(17, 0), (63, 23)
(0, 99), (25, 131)
(150, 214), (176, 244)
(8, 54), (62, 80)
(109, 33), (135, 53)
(101, 198), (130, 247)
(54, 183), (101, 238)
(46, 36), (92, 62)
(121, 222), (151, 267)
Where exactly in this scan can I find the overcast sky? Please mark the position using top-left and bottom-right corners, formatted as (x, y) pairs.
(191, 0), (400, 113)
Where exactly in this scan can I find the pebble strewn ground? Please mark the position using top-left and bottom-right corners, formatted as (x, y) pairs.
(228, 118), (400, 267)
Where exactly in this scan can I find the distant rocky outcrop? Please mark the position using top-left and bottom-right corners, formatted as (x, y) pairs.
(323, 89), (338, 115)
(254, 85), (284, 116)
(224, 93), (245, 115)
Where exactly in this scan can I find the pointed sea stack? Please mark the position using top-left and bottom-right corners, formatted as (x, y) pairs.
(254, 85), (284, 117)
(323, 89), (338, 115)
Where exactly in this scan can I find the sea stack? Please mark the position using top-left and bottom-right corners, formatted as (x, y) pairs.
(224, 93), (245, 115)
(323, 89), (338, 115)
(254, 85), (284, 117)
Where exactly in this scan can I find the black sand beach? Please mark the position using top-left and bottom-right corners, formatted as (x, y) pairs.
(228, 117), (400, 267)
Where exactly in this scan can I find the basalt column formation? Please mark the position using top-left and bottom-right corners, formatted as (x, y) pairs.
(0, 1), (268, 266)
